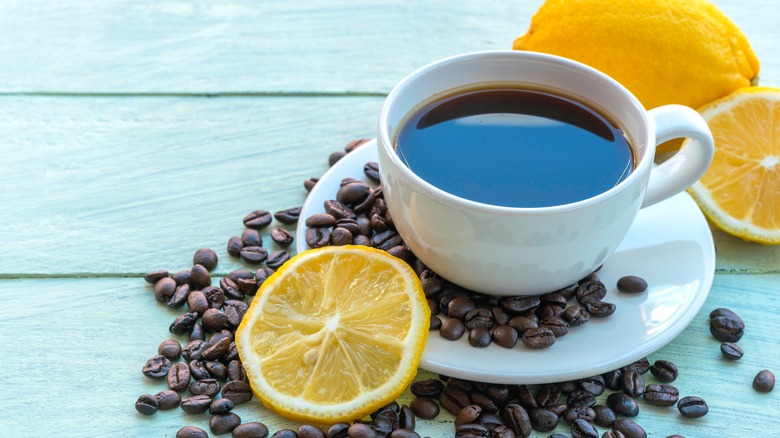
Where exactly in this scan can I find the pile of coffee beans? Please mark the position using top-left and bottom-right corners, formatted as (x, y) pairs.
(136, 139), (773, 437)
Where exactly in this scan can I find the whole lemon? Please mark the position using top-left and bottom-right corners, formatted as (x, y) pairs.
(514, 0), (760, 111)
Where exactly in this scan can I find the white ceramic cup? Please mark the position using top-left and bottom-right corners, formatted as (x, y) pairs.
(377, 51), (714, 296)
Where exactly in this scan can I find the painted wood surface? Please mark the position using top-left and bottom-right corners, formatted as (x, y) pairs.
(0, 274), (777, 437)
(0, 0), (778, 436)
(0, 0), (778, 93)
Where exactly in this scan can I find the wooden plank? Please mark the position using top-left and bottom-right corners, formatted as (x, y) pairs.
(0, 274), (776, 437)
(0, 96), (383, 276)
(0, 0), (776, 93)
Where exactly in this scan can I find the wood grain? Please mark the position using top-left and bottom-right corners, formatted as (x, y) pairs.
(0, 0), (776, 93)
(0, 274), (776, 437)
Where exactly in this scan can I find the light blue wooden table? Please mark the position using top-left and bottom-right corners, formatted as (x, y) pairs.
(0, 1), (777, 437)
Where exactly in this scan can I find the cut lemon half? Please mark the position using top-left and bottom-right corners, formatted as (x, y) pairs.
(235, 245), (430, 424)
(687, 86), (780, 244)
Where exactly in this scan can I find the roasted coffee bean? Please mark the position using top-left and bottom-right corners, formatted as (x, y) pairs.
(167, 284), (190, 308)
(399, 405), (415, 431)
(677, 396), (708, 418)
(570, 418), (598, 438)
(515, 385), (538, 410)
(627, 357), (651, 374)
(237, 277), (258, 296)
(508, 316), (538, 334)
(603, 369), (623, 390)
(154, 277), (177, 303)
(189, 378), (220, 397)
(306, 213), (337, 228)
(225, 301), (249, 327)
(271, 228), (295, 246)
(583, 300), (616, 317)
(649, 360), (678, 382)
(228, 269), (254, 285)
(172, 270), (192, 285)
(337, 181), (372, 205)
(219, 276), (241, 299)
(242, 228), (263, 247)
(182, 340), (208, 362)
(371, 230), (403, 251)
(536, 384), (561, 407)
(603, 432), (626, 438)
(429, 316), (442, 330)
(580, 375), (606, 396)
(135, 394), (158, 415)
(202, 308), (228, 332)
(306, 226), (331, 248)
(298, 424), (327, 438)
(304, 177), (320, 192)
(240, 246), (269, 264)
(207, 397), (235, 415)
(347, 423), (376, 438)
(499, 296), (540, 314)
(709, 315), (744, 342)
(227, 236), (244, 257)
(353, 235), (371, 246)
(488, 425), (513, 438)
(522, 327), (556, 349)
(210, 412), (241, 435)
(455, 423), (489, 438)
(370, 401), (400, 420)
(485, 384), (512, 406)
(205, 360), (227, 380)
(329, 150), (346, 166)
(190, 264), (212, 289)
(201, 336), (231, 360)
(529, 408), (558, 432)
(537, 304), (564, 319)
(616, 276), (647, 293)
(363, 161), (381, 183)
(612, 418), (646, 438)
(464, 308), (492, 329)
(563, 406), (595, 424)
(410, 396), (439, 419)
(223, 342), (239, 363)
(222, 380), (253, 404)
(501, 404), (532, 438)
(549, 403), (568, 418)
(440, 318), (467, 341)
(209, 329), (233, 344)
(753, 369), (775, 392)
(567, 390), (596, 408)
(440, 387), (471, 415)
(157, 339), (182, 361)
(576, 280), (607, 303)
(556, 380), (578, 394)
(203, 286), (225, 309)
(227, 360), (247, 383)
(352, 190), (376, 214)
(233, 422), (270, 438)
(186, 291), (208, 315)
(168, 362), (191, 392)
(607, 392), (638, 417)
(469, 392), (498, 414)
(323, 200), (355, 219)
(455, 405), (482, 427)
(411, 379), (444, 398)
(491, 306), (510, 326)
(272, 429), (300, 438)
(193, 248), (218, 271)
(142, 354), (172, 379)
(274, 207), (302, 225)
(563, 306), (590, 327)
(492, 325), (518, 348)
(254, 267), (274, 287)
(592, 405), (616, 428)
(189, 324), (205, 342)
(539, 316), (569, 337)
(720, 342), (744, 360)
(387, 245), (411, 261)
(144, 270), (169, 284)
(621, 369), (645, 398)
(243, 210), (272, 229)
(154, 389), (181, 410)
(326, 423), (350, 438)
(468, 327), (492, 347)
(180, 394), (213, 414)
(266, 250), (291, 269)
(643, 384), (679, 407)
(176, 426), (208, 438)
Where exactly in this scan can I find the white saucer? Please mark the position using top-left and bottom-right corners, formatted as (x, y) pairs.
(297, 139), (715, 384)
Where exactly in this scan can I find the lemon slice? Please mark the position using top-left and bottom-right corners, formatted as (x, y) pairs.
(688, 86), (780, 244)
(235, 245), (430, 424)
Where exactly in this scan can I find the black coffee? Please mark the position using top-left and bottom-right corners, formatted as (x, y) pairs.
(395, 87), (634, 207)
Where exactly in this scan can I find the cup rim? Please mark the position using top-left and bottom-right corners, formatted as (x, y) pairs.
(378, 50), (653, 215)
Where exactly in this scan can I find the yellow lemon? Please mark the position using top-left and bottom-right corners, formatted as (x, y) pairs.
(687, 87), (780, 244)
(514, 0), (759, 111)
(235, 245), (430, 424)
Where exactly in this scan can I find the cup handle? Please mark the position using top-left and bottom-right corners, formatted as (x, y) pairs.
(642, 104), (715, 208)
